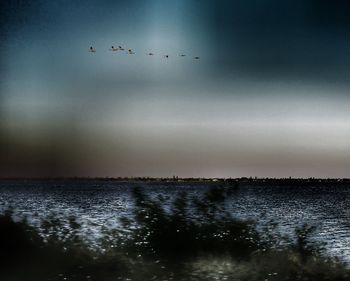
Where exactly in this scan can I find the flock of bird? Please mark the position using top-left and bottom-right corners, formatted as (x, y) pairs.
(89, 46), (200, 60)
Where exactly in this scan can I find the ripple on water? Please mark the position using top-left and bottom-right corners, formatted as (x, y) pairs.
(0, 181), (350, 264)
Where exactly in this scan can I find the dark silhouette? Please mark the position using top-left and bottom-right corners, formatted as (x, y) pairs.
(1, 187), (349, 281)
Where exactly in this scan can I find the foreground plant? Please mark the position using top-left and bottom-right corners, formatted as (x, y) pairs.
(0, 187), (349, 281)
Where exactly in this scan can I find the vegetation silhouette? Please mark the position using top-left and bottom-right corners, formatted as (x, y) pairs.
(122, 187), (262, 260)
(0, 187), (349, 281)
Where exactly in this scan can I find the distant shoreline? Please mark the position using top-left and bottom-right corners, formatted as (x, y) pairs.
(0, 177), (349, 185)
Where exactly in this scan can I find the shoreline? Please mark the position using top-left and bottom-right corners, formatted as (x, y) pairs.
(0, 177), (349, 186)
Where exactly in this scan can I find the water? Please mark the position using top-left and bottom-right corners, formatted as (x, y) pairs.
(1, 180), (350, 263)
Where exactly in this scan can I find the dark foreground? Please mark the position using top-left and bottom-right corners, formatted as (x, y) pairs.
(1, 187), (349, 281)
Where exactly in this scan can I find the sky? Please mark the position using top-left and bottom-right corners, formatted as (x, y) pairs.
(1, 0), (350, 178)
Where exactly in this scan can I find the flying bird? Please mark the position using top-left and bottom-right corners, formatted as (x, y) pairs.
(110, 46), (119, 51)
(194, 56), (200, 60)
(88, 46), (96, 53)
(179, 54), (186, 57)
(147, 52), (154, 56)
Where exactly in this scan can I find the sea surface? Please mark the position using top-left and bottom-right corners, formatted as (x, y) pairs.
(0, 180), (350, 264)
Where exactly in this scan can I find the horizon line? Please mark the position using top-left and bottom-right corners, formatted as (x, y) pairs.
(0, 176), (349, 181)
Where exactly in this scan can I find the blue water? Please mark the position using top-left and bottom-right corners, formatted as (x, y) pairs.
(0, 180), (350, 263)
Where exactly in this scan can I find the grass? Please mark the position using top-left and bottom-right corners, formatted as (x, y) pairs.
(0, 186), (349, 281)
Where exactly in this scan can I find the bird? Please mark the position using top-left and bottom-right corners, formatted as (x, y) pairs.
(194, 56), (200, 60)
(89, 46), (96, 53)
(164, 55), (169, 59)
(110, 46), (119, 51)
(128, 49), (135, 54)
(179, 54), (186, 57)
(147, 52), (154, 56)
(118, 46), (125, 51)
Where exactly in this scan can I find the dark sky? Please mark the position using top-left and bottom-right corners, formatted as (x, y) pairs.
(1, 0), (350, 178)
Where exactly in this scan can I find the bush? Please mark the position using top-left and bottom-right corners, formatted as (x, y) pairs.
(0, 187), (349, 281)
